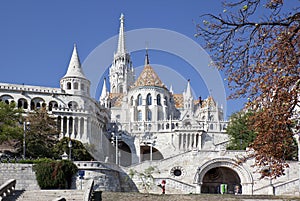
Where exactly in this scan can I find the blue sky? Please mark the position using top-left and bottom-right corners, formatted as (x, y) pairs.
(1, 1), (295, 118)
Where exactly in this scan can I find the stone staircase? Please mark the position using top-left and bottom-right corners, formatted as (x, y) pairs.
(12, 189), (84, 201)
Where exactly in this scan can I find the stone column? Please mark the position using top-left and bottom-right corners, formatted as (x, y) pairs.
(71, 116), (75, 139)
(60, 116), (64, 138)
(78, 118), (81, 140)
(66, 116), (70, 138)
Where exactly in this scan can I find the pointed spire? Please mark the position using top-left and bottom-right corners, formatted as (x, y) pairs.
(100, 78), (107, 100)
(145, 48), (150, 65)
(117, 13), (126, 54)
(185, 79), (193, 98)
(169, 85), (173, 94)
(63, 43), (86, 79)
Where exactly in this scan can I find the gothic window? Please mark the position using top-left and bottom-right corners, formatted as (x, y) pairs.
(137, 94), (142, 106)
(157, 94), (161, 105)
(67, 82), (71, 90)
(81, 83), (85, 91)
(146, 93), (152, 105)
(119, 85), (123, 93)
(137, 110), (142, 121)
(164, 96), (168, 106)
(147, 110), (152, 121)
(74, 82), (78, 90)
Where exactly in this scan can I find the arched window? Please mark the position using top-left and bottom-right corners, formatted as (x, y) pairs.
(157, 94), (161, 105)
(30, 97), (45, 110)
(147, 110), (152, 121)
(17, 98), (28, 109)
(68, 101), (78, 109)
(67, 82), (71, 90)
(146, 93), (152, 105)
(137, 94), (142, 106)
(74, 82), (78, 90)
(49, 101), (58, 111)
(137, 110), (142, 121)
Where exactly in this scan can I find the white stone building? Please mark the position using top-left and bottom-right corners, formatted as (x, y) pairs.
(0, 14), (299, 196)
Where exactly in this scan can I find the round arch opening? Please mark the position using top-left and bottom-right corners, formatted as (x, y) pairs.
(118, 142), (132, 167)
(201, 167), (241, 194)
(140, 146), (163, 162)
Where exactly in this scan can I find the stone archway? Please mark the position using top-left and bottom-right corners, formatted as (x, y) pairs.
(194, 158), (253, 195)
(140, 146), (163, 162)
(201, 167), (241, 194)
(118, 142), (132, 167)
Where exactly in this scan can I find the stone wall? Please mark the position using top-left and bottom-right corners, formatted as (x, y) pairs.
(73, 161), (138, 192)
(0, 163), (39, 190)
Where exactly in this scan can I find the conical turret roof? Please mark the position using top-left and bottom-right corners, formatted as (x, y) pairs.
(63, 44), (87, 79)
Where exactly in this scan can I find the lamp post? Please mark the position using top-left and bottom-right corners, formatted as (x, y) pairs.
(115, 133), (118, 165)
(68, 139), (72, 160)
(23, 121), (30, 159)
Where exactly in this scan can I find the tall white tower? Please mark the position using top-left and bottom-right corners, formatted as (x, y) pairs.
(109, 13), (135, 94)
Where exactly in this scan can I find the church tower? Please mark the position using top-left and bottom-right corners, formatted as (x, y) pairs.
(109, 13), (135, 94)
(60, 44), (90, 97)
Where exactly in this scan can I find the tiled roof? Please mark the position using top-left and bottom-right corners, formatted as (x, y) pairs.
(173, 94), (183, 108)
(131, 65), (166, 89)
(109, 93), (123, 107)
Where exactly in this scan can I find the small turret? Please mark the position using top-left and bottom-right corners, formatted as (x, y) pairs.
(183, 79), (194, 111)
(60, 44), (90, 96)
(99, 78), (110, 107)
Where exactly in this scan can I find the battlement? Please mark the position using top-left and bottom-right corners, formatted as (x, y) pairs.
(0, 82), (62, 94)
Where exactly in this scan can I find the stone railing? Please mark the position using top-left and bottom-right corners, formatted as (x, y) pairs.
(83, 179), (94, 201)
(0, 179), (16, 199)
(273, 178), (299, 196)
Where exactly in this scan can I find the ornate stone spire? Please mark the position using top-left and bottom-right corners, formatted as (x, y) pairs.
(63, 43), (86, 79)
(117, 13), (126, 54)
(185, 79), (193, 98)
(100, 78), (107, 101)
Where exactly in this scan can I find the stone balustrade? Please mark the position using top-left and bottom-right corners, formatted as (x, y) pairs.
(0, 179), (16, 200)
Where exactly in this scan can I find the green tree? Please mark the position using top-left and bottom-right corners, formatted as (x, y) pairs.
(52, 137), (94, 161)
(25, 107), (59, 158)
(226, 111), (256, 150)
(0, 102), (23, 152)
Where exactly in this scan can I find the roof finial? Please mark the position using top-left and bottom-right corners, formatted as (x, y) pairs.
(145, 46), (150, 65)
(117, 13), (126, 54)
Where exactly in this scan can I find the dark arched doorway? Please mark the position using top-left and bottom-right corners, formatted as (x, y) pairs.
(140, 146), (163, 162)
(201, 167), (241, 194)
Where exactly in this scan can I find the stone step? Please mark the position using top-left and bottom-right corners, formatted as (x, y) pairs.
(15, 190), (84, 201)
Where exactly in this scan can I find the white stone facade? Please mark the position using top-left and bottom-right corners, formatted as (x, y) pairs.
(0, 14), (299, 196)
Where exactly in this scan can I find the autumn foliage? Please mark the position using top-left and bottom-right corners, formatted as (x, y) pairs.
(196, 0), (300, 178)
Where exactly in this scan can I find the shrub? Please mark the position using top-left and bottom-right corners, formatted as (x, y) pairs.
(33, 159), (78, 189)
